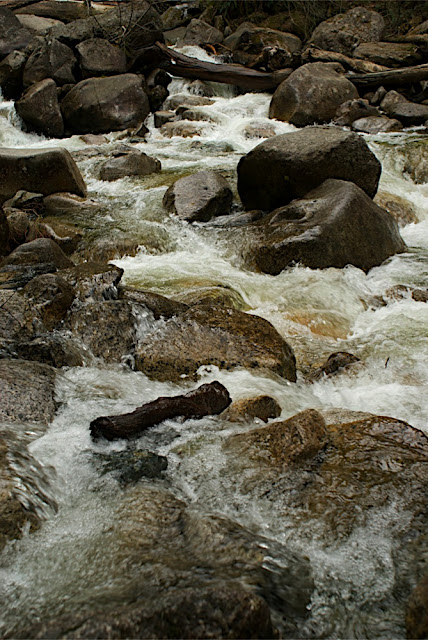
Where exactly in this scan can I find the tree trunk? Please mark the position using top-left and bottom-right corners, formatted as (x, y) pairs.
(155, 41), (292, 91)
(90, 381), (231, 441)
(303, 45), (390, 74)
(345, 63), (428, 89)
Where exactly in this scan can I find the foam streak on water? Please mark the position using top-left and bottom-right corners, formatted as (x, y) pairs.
(0, 51), (427, 638)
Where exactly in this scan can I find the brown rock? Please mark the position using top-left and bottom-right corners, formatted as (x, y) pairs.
(0, 7), (32, 57)
(23, 37), (76, 87)
(23, 273), (75, 331)
(59, 261), (123, 303)
(99, 151), (161, 182)
(334, 98), (379, 127)
(119, 287), (188, 320)
(351, 115), (403, 134)
(15, 78), (64, 138)
(76, 38), (126, 78)
(353, 42), (423, 68)
(406, 572), (428, 639)
(307, 352), (360, 382)
(163, 170), (233, 222)
(223, 395), (281, 423)
(374, 190), (418, 226)
(160, 121), (205, 138)
(0, 50), (26, 100)
(1, 238), (73, 270)
(0, 358), (57, 423)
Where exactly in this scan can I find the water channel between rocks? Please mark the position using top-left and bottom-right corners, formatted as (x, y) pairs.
(1, 45), (428, 639)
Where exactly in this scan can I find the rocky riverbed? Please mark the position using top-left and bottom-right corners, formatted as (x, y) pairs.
(0, 1), (428, 638)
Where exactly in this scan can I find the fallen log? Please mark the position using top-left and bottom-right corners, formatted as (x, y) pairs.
(90, 380), (231, 441)
(155, 41), (292, 91)
(303, 45), (389, 74)
(345, 63), (428, 89)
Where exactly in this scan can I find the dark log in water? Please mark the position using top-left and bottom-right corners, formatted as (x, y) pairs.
(155, 42), (292, 91)
(90, 381), (231, 440)
(345, 63), (428, 89)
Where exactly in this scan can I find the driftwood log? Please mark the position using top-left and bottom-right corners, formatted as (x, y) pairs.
(90, 381), (231, 441)
(303, 45), (389, 74)
(155, 41), (292, 91)
(345, 63), (428, 89)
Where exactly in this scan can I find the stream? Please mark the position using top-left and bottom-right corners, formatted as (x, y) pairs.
(1, 45), (428, 638)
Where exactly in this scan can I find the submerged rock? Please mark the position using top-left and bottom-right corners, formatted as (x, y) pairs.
(307, 352), (361, 382)
(237, 127), (381, 211)
(246, 179), (405, 274)
(135, 305), (297, 382)
(222, 395), (282, 423)
(96, 449), (168, 483)
(163, 170), (233, 222)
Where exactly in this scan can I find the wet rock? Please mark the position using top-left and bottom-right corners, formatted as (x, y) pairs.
(178, 108), (216, 123)
(12, 333), (84, 367)
(225, 409), (328, 467)
(76, 232), (139, 264)
(96, 449), (168, 483)
(161, 6), (188, 31)
(119, 287), (188, 320)
(67, 300), (136, 363)
(307, 352), (360, 382)
(99, 151), (161, 182)
(90, 381), (231, 440)
(16, 13), (62, 35)
(4, 190), (44, 212)
(334, 98), (380, 127)
(224, 22), (301, 57)
(222, 395), (282, 423)
(0, 207), (9, 257)
(61, 74), (150, 135)
(1, 238), (73, 270)
(353, 42), (423, 68)
(160, 121), (205, 138)
(309, 6), (385, 56)
(246, 179), (406, 274)
(23, 273), (75, 331)
(351, 115), (403, 134)
(0, 358), (57, 423)
(154, 110), (176, 128)
(406, 572), (428, 639)
(76, 38), (126, 79)
(163, 94), (214, 110)
(244, 122), (276, 139)
(269, 62), (358, 127)
(23, 36), (76, 88)
(0, 289), (31, 341)
(80, 134), (109, 146)
(237, 126), (381, 211)
(374, 190), (418, 226)
(181, 19), (223, 46)
(42, 192), (100, 217)
(15, 78), (64, 138)
(0, 147), (87, 205)
(175, 285), (246, 310)
(135, 305), (296, 383)
(59, 262), (123, 303)
(401, 141), (428, 184)
(25, 219), (82, 255)
(0, 50), (26, 100)
(381, 91), (428, 127)
(0, 7), (32, 57)
(163, 170), (233, 223)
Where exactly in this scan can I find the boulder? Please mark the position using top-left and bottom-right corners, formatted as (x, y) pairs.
(307, 352), (360, 382)
(351, 115), (403, 134)
(160, 121), (205, 138)
(59, 261), (123, 303)
(163, 93), (214, 110)
(309, 6), (385, 56)
(154, 110), (176, 128)
(0, 358), (57, 423)
(135, 304), (297, 382)
(95, 449), (168, 483)
(43, 192), (100, 217)
(224, 23), (301, 56)
(222, 395), (282, 423)
(67, 300), (136, 363)
(0, 8), (32, 57)
(181, 19), (223, 46)
(23, 273), (75, 331)
(15, 0), (107, 23)
(23, 37), (76, 87)
(353, 42), (423, 68)
(119, 287), (188, 320)
(76, 38), (126, 79)
(12, 334), (84, 368)
(15, 78), (64, 138)
(237, 126), (381, 211)
(0, 147), (86, 204)
(246, 179), (406, 274)
(374, 190), (418, 226)
(16, 14), (62, 35)
(380, 90), (428, 127)
(99, 150), (161, 182)
(0, 289), (31, 341)
(406, 573), (428, 640)
(163, 170), (233, 222)
(0, 50), (26, 99)
(61, 74), (150, 134)
(1, 237), (72, 269)
(269, 62), (358, 127)
(0, 207), (9, 257)
(333, 98), (379, 127)
(161, 6), (188, 31)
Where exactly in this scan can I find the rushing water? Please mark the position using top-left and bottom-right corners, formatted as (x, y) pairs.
(1, 46), (428, 638)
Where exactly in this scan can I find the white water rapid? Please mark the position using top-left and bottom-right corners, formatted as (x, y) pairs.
(0, 46), (427, 638)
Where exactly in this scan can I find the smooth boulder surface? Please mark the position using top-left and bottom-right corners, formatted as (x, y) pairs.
(61, 74), (150, 135)
(23, 37), (76, 88)
(269, 62), (358, 127)
(0, 147), (86, 204)
(16, 14), (63, 35)
(15, 78), (64, 138)
(237, 126), (381, 211)
(352, 115), (403, 134)
(163, 170), (233, 222)
(309, 6), (385, 55)
(0, 50), (26, 99)
(135, 304), (297, 382)
(246, 179), (406, 274)
(76, 38), (126, 78)
(0, 8), (32, 56)
(99, 151), (161, 182)
(1, 237), (73, 269)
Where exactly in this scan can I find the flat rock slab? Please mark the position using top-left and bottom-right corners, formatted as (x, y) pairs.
(0, 358), (57, 423)
(0, 148), (87, 205)
(135, 305), (296, 382)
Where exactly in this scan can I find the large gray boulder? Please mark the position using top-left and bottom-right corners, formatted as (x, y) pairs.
(0, 147), (86, 204)
(15, 78), (64, 138)
(0, 8), (32, 57)
(237, 126), (381, 211)
(61, 74), (150, 134)
(309, 6), (385, 55)
(23, 37), (76, 87)
(269, 62), (358, 127)
(181, 18), (223, 46)
(245, 179), (406, 274)
(224, 22), (301, 55)
(135, 304), (297, 382)
(76, 38), (126, 78)
(163, 170), (233, 222)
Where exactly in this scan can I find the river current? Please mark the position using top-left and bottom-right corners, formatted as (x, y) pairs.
(0, 45), (427, 638)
